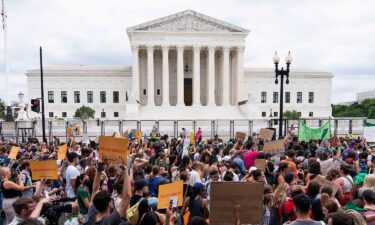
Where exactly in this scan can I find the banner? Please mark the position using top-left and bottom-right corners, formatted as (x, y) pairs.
(9, 146), (20, 159)
(99, 136), (129, 165)
(210, 182), (264, 225)
(263, 139), (285, 153)
(298, 120), (331, 142)
(57, 143), (68, 160)
(364, 121), (375, 142)
(30, 160), (58, 180)
(157, 181), (183, 209)
(259, 128), (274, 141)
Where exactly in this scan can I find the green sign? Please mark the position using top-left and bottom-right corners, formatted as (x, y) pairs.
(298, 120), (331, 141)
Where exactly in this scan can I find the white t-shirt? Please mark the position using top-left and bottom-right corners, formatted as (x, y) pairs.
(222, 171), (239, 181)
(188, 170), (202, 186)
(66, 165), (80, 198)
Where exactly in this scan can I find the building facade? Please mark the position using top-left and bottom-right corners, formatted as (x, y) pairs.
(26, 10), (333, 120)
(357, 89), (375, 102)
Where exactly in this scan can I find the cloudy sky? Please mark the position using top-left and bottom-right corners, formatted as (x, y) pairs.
(1, 0), (375, 104)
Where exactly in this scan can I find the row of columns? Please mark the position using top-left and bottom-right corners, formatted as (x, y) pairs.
(131, 45), (245, 106)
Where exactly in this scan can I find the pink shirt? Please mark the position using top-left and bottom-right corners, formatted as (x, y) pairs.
(243, 150), (258, 170)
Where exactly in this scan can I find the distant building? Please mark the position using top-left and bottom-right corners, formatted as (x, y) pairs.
(357, 89), (375, 102)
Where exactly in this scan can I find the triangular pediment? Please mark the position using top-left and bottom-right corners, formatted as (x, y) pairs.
(127, 10), (249, 33)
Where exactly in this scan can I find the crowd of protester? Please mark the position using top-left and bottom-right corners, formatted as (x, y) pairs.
(0, 127), (375, 225)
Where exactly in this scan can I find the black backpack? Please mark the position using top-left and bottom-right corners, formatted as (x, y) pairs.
(280, 201), (294, 224)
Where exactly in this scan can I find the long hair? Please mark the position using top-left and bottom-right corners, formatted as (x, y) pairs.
(270, 183), (289, 207)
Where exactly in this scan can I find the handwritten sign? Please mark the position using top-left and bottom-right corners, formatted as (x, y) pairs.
(99, 136), (128, 164)
(57, 143), (68, 160)
(30, 160), (58, 180)
(210, 182), (264, 225)
(255, 159), (266, 172)
(263, 139), (285, 153)
(259, 128), (274, 141)
(157, 181), (183, 209)
(235, 132), (246, 141)
(9, 146), (20, 159)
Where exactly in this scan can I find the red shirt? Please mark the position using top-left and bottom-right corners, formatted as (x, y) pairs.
(243, 150), (258, 170)
(278, 198), (296, 223)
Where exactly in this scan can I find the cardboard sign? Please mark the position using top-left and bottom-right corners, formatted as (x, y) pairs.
(235, 132), (246, 141)
(329, 136), (339, 148)
(314, 175), (338, 196)
(99, 136), (128, 165)
(57, 143), (68, 160)
(255, 159), (266, 172)
(8, 146), (20, 159)
(263, 139), (285, 153)
(157, 181), (183, 209)
(30, 160), (58, 180)
(210, 182), (264, 225)
(134, 129), (143, 143)
(259, 128), (274, 141)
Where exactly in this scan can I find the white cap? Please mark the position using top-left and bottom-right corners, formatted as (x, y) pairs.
(249, 166), (257, 173)
(222, 155), (231, 162)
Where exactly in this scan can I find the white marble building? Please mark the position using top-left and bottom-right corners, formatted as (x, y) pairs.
(26, 10), (333, 120)
(357, 89), (375, 102)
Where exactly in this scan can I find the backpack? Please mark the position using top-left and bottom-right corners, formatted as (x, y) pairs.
(126, 198), (144, 225)
(280, 201), (294, 224)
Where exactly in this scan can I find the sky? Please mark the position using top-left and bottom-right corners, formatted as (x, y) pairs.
(1, 0), (375, 104)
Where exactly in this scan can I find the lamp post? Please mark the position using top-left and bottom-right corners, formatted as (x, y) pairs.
(273, 51), (292, 139)
(269, 108), (273, 128)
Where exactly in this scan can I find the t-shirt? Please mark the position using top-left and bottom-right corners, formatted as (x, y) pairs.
(86, 205), (124, 225)
(243, 151), (258, 170)
(188, 170), (202, 186)
(222, 171), (239, 181)
(147, 175), (162, 197)
(289, 220), (324, 225)
(66, 165), (80, 198)
(21, 170), (33, 198)
(77, 186), (90, 215)
(281, 159), (297, 172)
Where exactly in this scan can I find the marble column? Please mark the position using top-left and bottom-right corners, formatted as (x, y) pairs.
(222, 46), (230, 105)
(131, 45), (139, 102)
(162, 45), (170, 106)
(207, 46), (216, 106)
(147, 45), (155, 106)
(176, 45), (185, 106)
(193, 45), (201, 106)
(237, 47), (245, 104)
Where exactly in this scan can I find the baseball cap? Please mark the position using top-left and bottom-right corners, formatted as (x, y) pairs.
(222, 155), (231, 162)
(193, 182), (205, 191)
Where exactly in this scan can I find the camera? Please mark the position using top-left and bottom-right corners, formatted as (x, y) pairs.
(40, 197), (76, 225)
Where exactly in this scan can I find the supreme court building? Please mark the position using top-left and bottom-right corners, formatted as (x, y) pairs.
(26, 10), (333, 120)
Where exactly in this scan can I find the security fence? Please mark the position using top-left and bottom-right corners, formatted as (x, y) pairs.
(0, 118), (373, 144)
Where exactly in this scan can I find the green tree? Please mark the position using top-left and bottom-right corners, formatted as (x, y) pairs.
(283, 110), (300, 120)
(0, 99), (6, 119)
(369, 107), (375, 119)
(74, 105), (95, 122)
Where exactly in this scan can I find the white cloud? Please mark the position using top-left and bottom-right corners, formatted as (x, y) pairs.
(0, 0), (374, 104)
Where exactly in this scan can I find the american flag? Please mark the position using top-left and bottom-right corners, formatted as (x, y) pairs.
(1, 0), (6, 30)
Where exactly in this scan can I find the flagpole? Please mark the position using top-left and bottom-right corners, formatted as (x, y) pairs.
(2, 0), (9, 105)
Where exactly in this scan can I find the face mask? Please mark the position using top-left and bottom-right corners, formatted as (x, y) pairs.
(84, 180), (91, 187)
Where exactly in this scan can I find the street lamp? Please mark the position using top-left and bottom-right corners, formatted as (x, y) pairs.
(273, 51), (292, 138)
(269, 108), (273, 128)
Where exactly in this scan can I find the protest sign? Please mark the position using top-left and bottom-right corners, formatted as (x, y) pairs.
(30, 160), (58, 180)
(329, 136), (339, 148)
(263, 139), (285, 153)
(259, 128), (274, 141)
(182, 138), (190, 158)
(315, 175), (338, 196)
(57, 143), (68, 160)
(134, 129), (143, 143)
(157, 181), (183, 209)
(210, 182), (263, 225)
(9, 146), (20, 159)
(99, 136), (128, 165)
(235, 132), (246, 141)
(364, 121), (375, 142)
(298, 120), (331, 141)
(255, 159), (266, 172)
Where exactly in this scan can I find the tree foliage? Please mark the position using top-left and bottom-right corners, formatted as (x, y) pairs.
(74, 105), (95, 121)
(283, 110), (300, 120)
(0, 99), (5, 119)
(332, 99), (375, 118)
